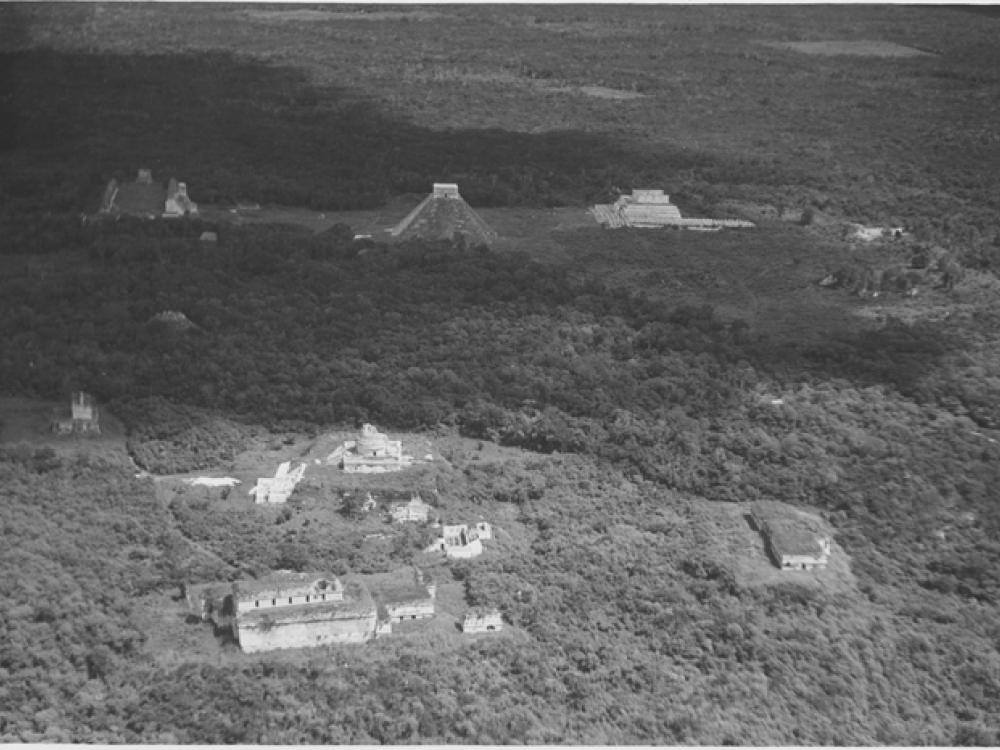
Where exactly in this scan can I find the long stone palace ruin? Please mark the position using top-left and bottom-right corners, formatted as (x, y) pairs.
(189, 568), (442, 653)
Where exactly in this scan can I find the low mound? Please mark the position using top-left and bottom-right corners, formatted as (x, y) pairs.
(764, 40), (934, 57)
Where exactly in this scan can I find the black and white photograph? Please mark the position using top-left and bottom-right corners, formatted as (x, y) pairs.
(1, 1), (999, 744)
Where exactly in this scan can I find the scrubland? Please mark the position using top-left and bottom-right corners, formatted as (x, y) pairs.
(1, 4), (999, 744)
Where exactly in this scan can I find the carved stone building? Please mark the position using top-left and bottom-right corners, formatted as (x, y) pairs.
(426, 521), (492, 559)
(51, 391), (101, 435)
(750, 501), (832, 570)
(100, 169), (198, 219)
(192, 572), (380, 653)
(591, 188), (754, 230)
(374, 568), (437, 624)
(249, 461), (306, 504)
(462, 608), (503, 633)
(389, 183), (497, 247)
(336, 424), (408, 474)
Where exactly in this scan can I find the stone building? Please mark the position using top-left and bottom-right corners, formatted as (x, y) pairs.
(750, 501), (832, 570)
(250, 461), (306, 504)
(462, 608), (503, 633)
(374, 568), (436, 623)
(426, 521), (492, 559)
(99, 169), (198, 219)
(164, 178), (199, 217)
(192, 572), (379, 653)
(388, 493), (434, 523)
(51, 391), (101, 435)
(388, 183), (497, 247)
(339, 488), (436, 520)
(338, 424), (408, 473)
(591, 188), (754, 230)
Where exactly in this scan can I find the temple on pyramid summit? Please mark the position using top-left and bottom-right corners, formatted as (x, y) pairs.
(591, 189), (754, 231)
(388, 183), (497, 247)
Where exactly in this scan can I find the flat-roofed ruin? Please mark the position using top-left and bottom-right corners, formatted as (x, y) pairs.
(249, 461), (307, 504)
(750, 501), (832, 571)
(190, 572), (381, 653)
(591, 189), (754, 230)
(100, 169), (199, 219)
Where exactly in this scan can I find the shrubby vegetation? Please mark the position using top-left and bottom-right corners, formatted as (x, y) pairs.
(1, 221), (999, 742)
(3, 5), (1000, 743)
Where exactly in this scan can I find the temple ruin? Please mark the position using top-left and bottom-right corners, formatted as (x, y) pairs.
(388, 494), (435, 523)
(462, 608), (503, 633)
(191, 572), (382, 653)
(591, 189), (754, 230)
(331, 424), (411, 473)
(426, 521), (493, 559)
(388, 183), (497, 247)
(50, 391), (101, 436)
(100, 169), (198, 219)
(249, 461), (307, 504)
(750, 501), (832, 571)
(374, 569), (437, 624)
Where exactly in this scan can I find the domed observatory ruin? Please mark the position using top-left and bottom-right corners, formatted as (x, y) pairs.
(335, 424), (411, 474)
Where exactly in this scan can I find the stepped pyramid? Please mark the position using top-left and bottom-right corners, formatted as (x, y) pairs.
(389, 183), (497, 247)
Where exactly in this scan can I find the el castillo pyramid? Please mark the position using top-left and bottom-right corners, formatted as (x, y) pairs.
(388, 183), (497, 247)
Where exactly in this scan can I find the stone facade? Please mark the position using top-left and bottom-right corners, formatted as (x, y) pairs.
(340, 424), (408, 473)
(426, 522), (492, 559)
(100, 169), (198, 219)
(462, 608), (503, 633)
(750, 502), (831, 571)
(375, 569), (436, 623)
(192, 573), (378, 653)
(388, 182), (497, 247)
(591, 188), (755, 230)
(250, 461), (306, 504)
(164, 178), (199, 217)
(51, 391), (101, 435)
(388, 494), (434, 523)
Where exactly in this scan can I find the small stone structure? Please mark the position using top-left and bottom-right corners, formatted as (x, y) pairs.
(100, 169), (198, 219)
(846, 223), (905, 242)
(164, 178), (199, 217)
(336, 424), (409, 473)
(750, 501), (831, 571)
(427, 521), (492, 559)
(339, 488), (436, 520)
(388, 494), (434, 523)
(51, 391), (101, 435)
(375, 568), (436, 623)
(462, 608), (503, 633)
(250, 461), (306, 504)
(388, 183), (497, 247)
(191, 572), (379, 653)
(591, 189), (755, 230)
